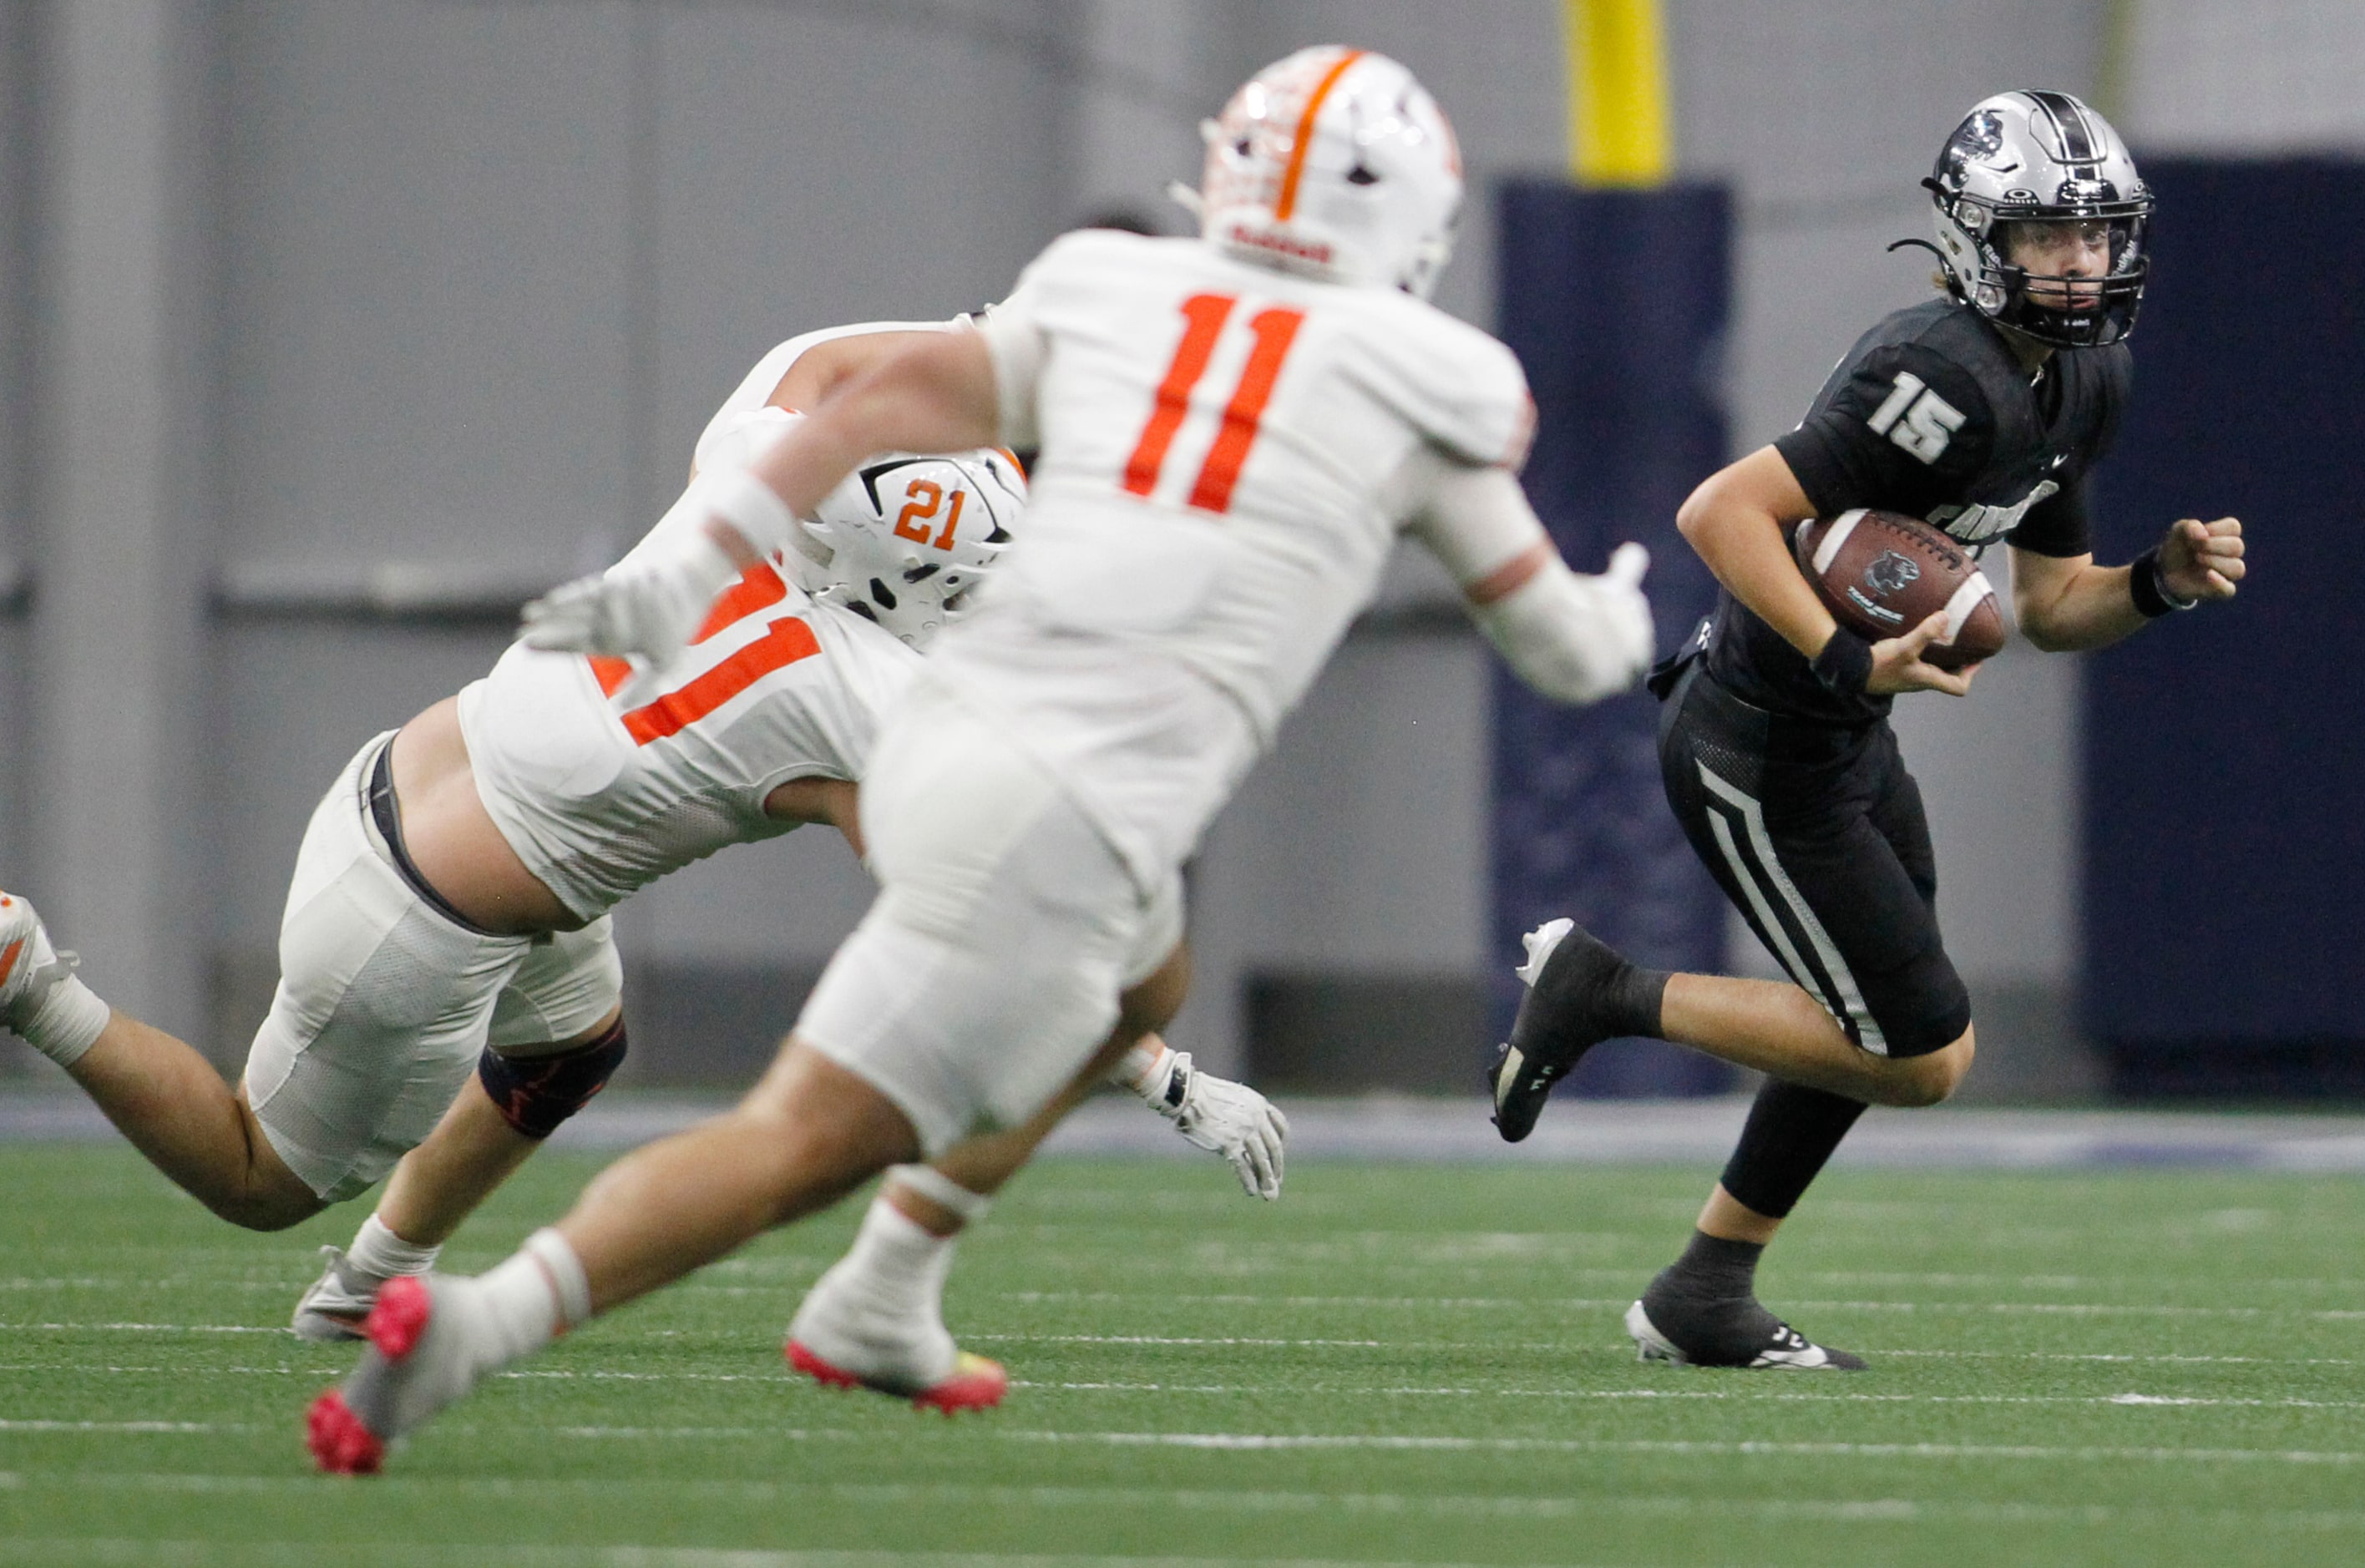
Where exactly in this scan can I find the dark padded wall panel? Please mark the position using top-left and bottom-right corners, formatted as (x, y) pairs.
(1492, 180), (1735, 1096)
(2084, 158), (2365, 1094)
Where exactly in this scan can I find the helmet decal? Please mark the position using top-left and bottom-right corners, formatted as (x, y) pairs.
(1939, 109), (2006, 186)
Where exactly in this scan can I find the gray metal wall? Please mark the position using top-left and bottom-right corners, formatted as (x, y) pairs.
(0, 4), (30, 899)
(3, 1), (2352, 1091)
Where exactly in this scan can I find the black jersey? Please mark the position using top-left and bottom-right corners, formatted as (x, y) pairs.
(1704, 296), (2131, 724)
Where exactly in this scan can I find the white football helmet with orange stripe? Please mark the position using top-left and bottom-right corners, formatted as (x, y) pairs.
(801, 448), (1026, 649)
(1195, 46), (1462, 300)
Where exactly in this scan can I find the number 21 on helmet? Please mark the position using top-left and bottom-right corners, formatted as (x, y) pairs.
(798, 449), (1027, 650)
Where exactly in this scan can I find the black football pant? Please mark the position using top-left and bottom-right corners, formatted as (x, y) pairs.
(1658, 663), (1973, 1218)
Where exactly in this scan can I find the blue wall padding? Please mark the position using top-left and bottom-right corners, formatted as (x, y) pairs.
(2084, 158), (2365, 1090)
(1491, 178), (1734, 1096)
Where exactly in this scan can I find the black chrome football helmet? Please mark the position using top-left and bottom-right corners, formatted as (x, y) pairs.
(1925, 90), (2152, 348)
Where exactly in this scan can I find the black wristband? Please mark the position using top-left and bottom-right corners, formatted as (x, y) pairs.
(2129, 548), (2198, 618)
(1810, 626), (1874, 695)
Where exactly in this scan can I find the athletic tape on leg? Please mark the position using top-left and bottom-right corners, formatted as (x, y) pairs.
(479, 1019), (628, 1139)
(886, 1163), (993, 1224)
(522, 1227), (593, 1330)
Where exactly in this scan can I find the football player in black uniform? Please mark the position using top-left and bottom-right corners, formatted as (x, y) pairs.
(1488, 90), (2246, 1368)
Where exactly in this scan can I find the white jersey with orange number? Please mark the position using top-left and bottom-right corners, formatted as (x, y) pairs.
(947, 228), (1533, 888)
(458, 326), (947, 921)
(459, 563), (921, 921)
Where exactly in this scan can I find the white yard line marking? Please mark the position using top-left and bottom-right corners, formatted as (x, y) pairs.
(0, 1420), (239, 1433)
(13, 1361), (2365, 1409)
(965, 1334), (1385, 1348)
(1877, 1348), (2365, 1367)
(1007, 1381), (2365, 1410)
(11, 1421), (2362, 1466)
(13, 1473), (2365, 1534)
(13, 1323), (284, 1334)
(0, 1540), (1613, 1568)
(984, 1293), (2365, 1320)
(1002, 1431), (2365, 1465)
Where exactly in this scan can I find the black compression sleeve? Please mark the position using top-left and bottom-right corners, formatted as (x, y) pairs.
(1719, 1078), (1869, 1219)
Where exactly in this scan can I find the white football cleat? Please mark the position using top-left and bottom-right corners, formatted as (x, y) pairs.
(291, 1245), (386, 1343)
(306, 1275), (496, 1473)
(786, 1253), (1005, 1414)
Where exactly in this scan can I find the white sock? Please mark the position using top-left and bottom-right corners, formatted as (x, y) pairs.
(23, 979), (110, 1070)
(791, 1192), (960, 1384)
(345, 1213), (442, 1282)
(473, 1228), (591, 1365)
(884, 1163), (992, 1227)
(848, 1196), (959, 1302)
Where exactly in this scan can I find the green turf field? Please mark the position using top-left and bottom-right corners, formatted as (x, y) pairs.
(0, 1141), (2360, 1566)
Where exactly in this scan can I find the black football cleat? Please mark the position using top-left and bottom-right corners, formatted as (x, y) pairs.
(1625, 1294), (1866, 1371)
(1488, 918), (1660, 1142)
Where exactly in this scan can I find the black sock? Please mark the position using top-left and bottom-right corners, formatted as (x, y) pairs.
(1608, 963), (1671, 1039)
(1656, 1230), (1764, 1302)
(1517, 940), (1669, 1042)
(1717, 1077), (1868, 1220)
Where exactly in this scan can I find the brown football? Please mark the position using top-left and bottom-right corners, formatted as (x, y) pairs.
(1792, 508), (2004, 672)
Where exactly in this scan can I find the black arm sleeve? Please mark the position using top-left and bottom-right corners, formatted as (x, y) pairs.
(1772, 343), (1997, 519)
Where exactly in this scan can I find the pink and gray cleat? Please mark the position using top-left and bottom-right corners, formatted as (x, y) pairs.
(786, 1338), (1008, 1415)
(307, 1275), (482, 1474)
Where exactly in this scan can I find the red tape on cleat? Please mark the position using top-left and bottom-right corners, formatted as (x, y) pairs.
(784, 1340), (861, 1390)
(367, 1275), (433, 1361)
(913, 1352), (1007, 1416)
(306, 1390), (384, 1475)
(784, 1341), (1006, 1414)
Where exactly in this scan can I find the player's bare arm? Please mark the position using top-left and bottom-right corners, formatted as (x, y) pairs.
(1676, 445), (1975, 696)
(2008, 517), (2245, 652)
(1403, 459), (1653, 703)
(742, 331), (1002, 534)
(766, 330), (948, 417)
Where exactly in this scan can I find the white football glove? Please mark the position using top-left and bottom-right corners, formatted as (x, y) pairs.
(519, 529), (740, 702)
(1472, 539), (1654, 705)
(1585, 541), (1657, 693)
(1137, 1050), (1288, 1201)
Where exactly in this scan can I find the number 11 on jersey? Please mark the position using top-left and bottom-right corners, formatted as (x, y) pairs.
(1122, 294), (1305, 514)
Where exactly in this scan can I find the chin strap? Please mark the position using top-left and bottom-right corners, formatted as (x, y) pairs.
(1886, 236), (1949, 266)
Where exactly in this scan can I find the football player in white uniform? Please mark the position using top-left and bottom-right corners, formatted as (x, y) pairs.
(0, 321), (1284, 1409)
(306, 46), (1656, 1474)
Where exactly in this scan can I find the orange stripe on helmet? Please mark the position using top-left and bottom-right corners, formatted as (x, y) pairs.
(1274, 48), (1366, 221)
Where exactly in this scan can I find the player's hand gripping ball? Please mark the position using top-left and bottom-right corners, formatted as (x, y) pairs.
(1793, 509), (2003, 671)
